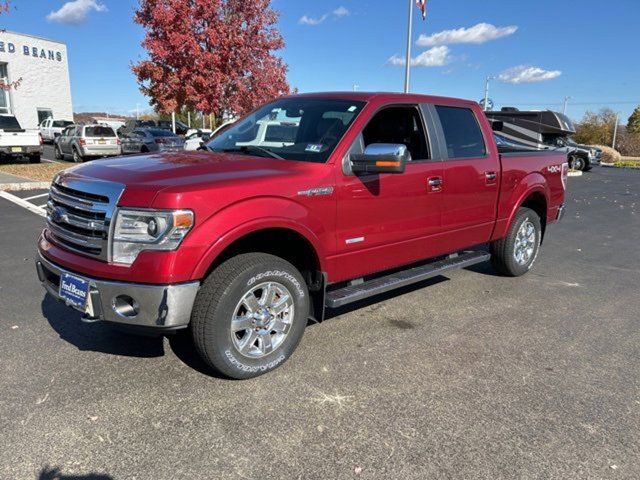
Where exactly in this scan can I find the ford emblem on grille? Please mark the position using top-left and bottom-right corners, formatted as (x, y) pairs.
(51, 206), (68, 223)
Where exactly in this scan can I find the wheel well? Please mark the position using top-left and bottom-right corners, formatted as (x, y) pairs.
(210, 228), (322, 284)
(208, 228), (325, 321)
(521, 192), (547, 239)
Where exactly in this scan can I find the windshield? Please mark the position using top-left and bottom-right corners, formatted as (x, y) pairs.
(207, 98), (366, 163)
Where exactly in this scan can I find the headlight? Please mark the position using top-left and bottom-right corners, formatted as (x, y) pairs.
(111, 208), (194, 265)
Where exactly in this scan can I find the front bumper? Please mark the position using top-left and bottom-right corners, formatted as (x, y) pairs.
(36, 252), (199, 329)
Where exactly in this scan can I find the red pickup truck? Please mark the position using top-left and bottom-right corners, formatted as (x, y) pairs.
(36, 92), (568, 378)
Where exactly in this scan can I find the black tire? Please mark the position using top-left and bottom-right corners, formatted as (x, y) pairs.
(570, 155), (585, 171)
(72, 147), (83, 163)
(140, 146), (149, 153)
(28, 154), (41, 164)
(490, 207), (542, 277)
(54, 145), (63, 160)
(191, 253), (309, 379)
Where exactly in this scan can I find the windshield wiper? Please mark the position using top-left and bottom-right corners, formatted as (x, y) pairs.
(220, 145), (283, 160)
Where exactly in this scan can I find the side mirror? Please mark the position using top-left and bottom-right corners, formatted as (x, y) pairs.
(201, 133), (211, 142)
(350, 143), (409, 175)
(491, 121), (504, 132)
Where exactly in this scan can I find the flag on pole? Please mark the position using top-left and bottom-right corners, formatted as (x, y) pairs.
(416, 0), (427, 20)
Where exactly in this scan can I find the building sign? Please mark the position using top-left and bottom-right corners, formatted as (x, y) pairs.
(0, 41), (63, 62)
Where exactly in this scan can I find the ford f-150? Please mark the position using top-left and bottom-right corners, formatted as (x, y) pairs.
(36, 92), (568, 379)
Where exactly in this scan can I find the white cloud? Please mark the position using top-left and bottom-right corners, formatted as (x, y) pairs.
(332, 6), (350, 18)
(416, 23), (518, 47)
(498, 65), (562, 84)
(299, 6), (349, 26)
(388, 46), (452, 67)
(47, 0), (107, 25)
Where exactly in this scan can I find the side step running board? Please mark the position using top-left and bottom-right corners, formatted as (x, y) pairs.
(325, 251), (490, 308)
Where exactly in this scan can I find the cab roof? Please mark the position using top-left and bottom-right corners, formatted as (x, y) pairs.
(286, 91), (478, 108)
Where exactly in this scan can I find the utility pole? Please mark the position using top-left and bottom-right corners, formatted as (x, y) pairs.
(353, 83), (359, 92)
(563, 96), (572, 115)
(171, 111), (176, 134)
(403, 0), (413, 93)
(612, 112), (620, 149)
(483, 76), (494, 111)
(187, 111), (191, 128)
(135, 103), (140, 120)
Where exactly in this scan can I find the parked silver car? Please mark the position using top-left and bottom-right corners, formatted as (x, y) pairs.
(120, 128), (185, 154)
(54, 124), (121, 162)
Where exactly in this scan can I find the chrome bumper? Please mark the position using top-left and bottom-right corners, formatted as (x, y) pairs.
(556, 204), (566, 221)
(36, 252), (199, 329)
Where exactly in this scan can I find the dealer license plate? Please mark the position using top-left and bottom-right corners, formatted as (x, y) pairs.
(11, 146), (23, 153)
(59, 272), (90, 310)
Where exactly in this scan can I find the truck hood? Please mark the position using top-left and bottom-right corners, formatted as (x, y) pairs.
(57, 151), (327, 208)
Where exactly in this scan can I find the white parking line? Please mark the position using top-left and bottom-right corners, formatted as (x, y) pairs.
(0, 190), (46, 217)
(23, 192), (49, 201)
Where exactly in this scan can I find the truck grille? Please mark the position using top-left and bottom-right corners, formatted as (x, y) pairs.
(45, 178), (124, 260)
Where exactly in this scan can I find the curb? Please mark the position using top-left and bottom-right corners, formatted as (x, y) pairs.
(0, 181), (51, 191)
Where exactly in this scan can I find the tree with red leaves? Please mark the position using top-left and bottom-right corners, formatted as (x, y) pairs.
(0, 1), (22, 91)
(132, 0), (291, 119)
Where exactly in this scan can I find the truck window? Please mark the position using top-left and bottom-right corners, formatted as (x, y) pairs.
(264, 124), (298, 143)
(435, 106), (486, 159)
(361, 106), (429, 160)
(0, 116), (22, 130)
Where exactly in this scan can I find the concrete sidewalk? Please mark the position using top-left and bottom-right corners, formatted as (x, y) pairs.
(0, 172), (50, 191)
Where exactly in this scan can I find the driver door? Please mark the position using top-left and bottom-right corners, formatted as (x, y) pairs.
(331, 105), (444, 283)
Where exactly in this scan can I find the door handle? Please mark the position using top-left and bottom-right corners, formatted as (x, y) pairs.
(485, 171), (497, 182)
(427, 177), (443, 192)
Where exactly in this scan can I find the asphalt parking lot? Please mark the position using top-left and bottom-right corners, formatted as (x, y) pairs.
(1, 167), (639, 479)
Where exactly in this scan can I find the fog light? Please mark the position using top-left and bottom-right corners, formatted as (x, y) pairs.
(112, 295), (140, 318)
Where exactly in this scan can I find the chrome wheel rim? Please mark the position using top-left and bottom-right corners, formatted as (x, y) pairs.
(231, 281), (294, 359)
(514, 220), (536, 265)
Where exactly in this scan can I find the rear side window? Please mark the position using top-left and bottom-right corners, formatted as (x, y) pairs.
(84, 126), (116, 137)
(0, 116), (21, 130)
(53, 120), (73, 128)
(435, 106), (486, 159)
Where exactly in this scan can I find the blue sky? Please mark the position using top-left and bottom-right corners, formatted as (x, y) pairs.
(3, 0), (639, 122)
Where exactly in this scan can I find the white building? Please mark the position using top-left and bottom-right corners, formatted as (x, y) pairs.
(0, 31), (73, 129)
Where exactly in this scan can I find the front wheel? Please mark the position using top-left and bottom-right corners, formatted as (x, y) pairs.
(54, 145), (63, 160)
(191, 253), (310, 379)
(490, 207), (542, 277)
(570, 155), (585, 171)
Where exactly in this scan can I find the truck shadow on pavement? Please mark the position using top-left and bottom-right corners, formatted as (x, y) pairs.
(38, 466), (113, 479)
(41, 294), (164, 358)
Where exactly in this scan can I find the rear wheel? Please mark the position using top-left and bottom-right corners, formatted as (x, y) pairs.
(191, 253), (309, 379)
(490, 207), (542, 277)
(54, 145), (63, 160)
(72, 147), (83, 163)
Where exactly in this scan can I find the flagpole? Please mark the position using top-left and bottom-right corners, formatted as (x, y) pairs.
(404, 0), (413, 93)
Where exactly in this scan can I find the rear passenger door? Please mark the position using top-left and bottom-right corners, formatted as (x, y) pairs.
(433, 105), (500, 250)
